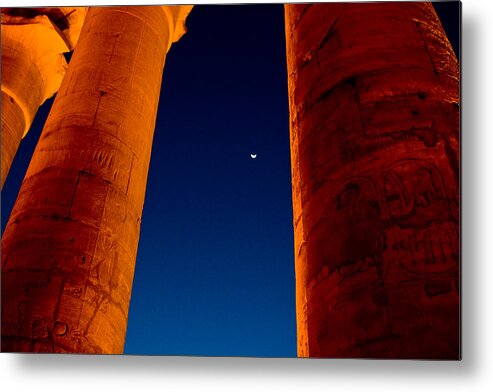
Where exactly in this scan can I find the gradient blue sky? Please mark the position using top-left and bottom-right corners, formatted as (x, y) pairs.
(1, 3), (459, 357)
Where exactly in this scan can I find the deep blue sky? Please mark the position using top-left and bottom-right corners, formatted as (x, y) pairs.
(124, 5), (295, 356)
(1, 3), (459, 357)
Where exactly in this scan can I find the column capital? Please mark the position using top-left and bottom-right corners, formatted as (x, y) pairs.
(161, 5), (193, 51)
(2, 8), (88, 49)
(1, 8), (88, 137)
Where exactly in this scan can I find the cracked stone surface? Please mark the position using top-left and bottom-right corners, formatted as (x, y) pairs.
(285, 3), (459, 359)
(1, 6), (192, 353)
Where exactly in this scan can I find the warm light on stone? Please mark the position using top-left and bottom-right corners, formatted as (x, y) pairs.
(1, 7), (87, 188)
(285, 3), (459, 359)
(1, 6), (192, 353)
(1, 3), (460, 357)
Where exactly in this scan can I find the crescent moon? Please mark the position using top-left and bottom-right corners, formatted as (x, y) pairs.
(250, 154), (257, 159)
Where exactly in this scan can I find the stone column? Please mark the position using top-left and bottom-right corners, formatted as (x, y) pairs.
(285, 3), (459, 358)
(1, 6), (192, 353)
(1, 8), (87, 188)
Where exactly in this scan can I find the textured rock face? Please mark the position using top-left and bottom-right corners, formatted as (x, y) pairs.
(285, 3), (459, 358)
(0, 8), (87, 188)
(1, 6), (192, 353)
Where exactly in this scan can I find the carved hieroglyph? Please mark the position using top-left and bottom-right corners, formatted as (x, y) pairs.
(1, 8), (87, 188)
(1, 6), (192, 353)
(285, 3), (459, 358)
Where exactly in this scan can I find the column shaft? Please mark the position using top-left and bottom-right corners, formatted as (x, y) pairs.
(285, 3), (459, 358)
(1, 91), (26, 186)
(1, 6), (187, 353)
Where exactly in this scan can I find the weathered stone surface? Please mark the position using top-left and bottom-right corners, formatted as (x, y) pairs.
(1, 6), (192, 353)
(285, 3), (459, 358)
(1, 7), (87, 188)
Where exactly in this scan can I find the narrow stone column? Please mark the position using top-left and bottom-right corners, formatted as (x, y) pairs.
(285, 3), (459, 358)
(1, 6), (192, 353)
(1, 8), (87, 188)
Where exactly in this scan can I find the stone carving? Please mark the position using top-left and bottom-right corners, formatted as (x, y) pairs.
(1, 6), (193, 354)
(286, 2), (459, 358)
(384, 159), (458, 276)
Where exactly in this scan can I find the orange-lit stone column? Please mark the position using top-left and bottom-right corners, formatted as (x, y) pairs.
(1, 6), (192, 353)
(1, 8), (87, 188)
(285, 3), (459, 358)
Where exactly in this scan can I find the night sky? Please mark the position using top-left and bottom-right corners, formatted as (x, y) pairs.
(1, 3), (459, 357)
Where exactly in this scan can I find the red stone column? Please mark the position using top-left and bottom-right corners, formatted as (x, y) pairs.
(1, 6), (191, 353)
(285, 3), (459, 358)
